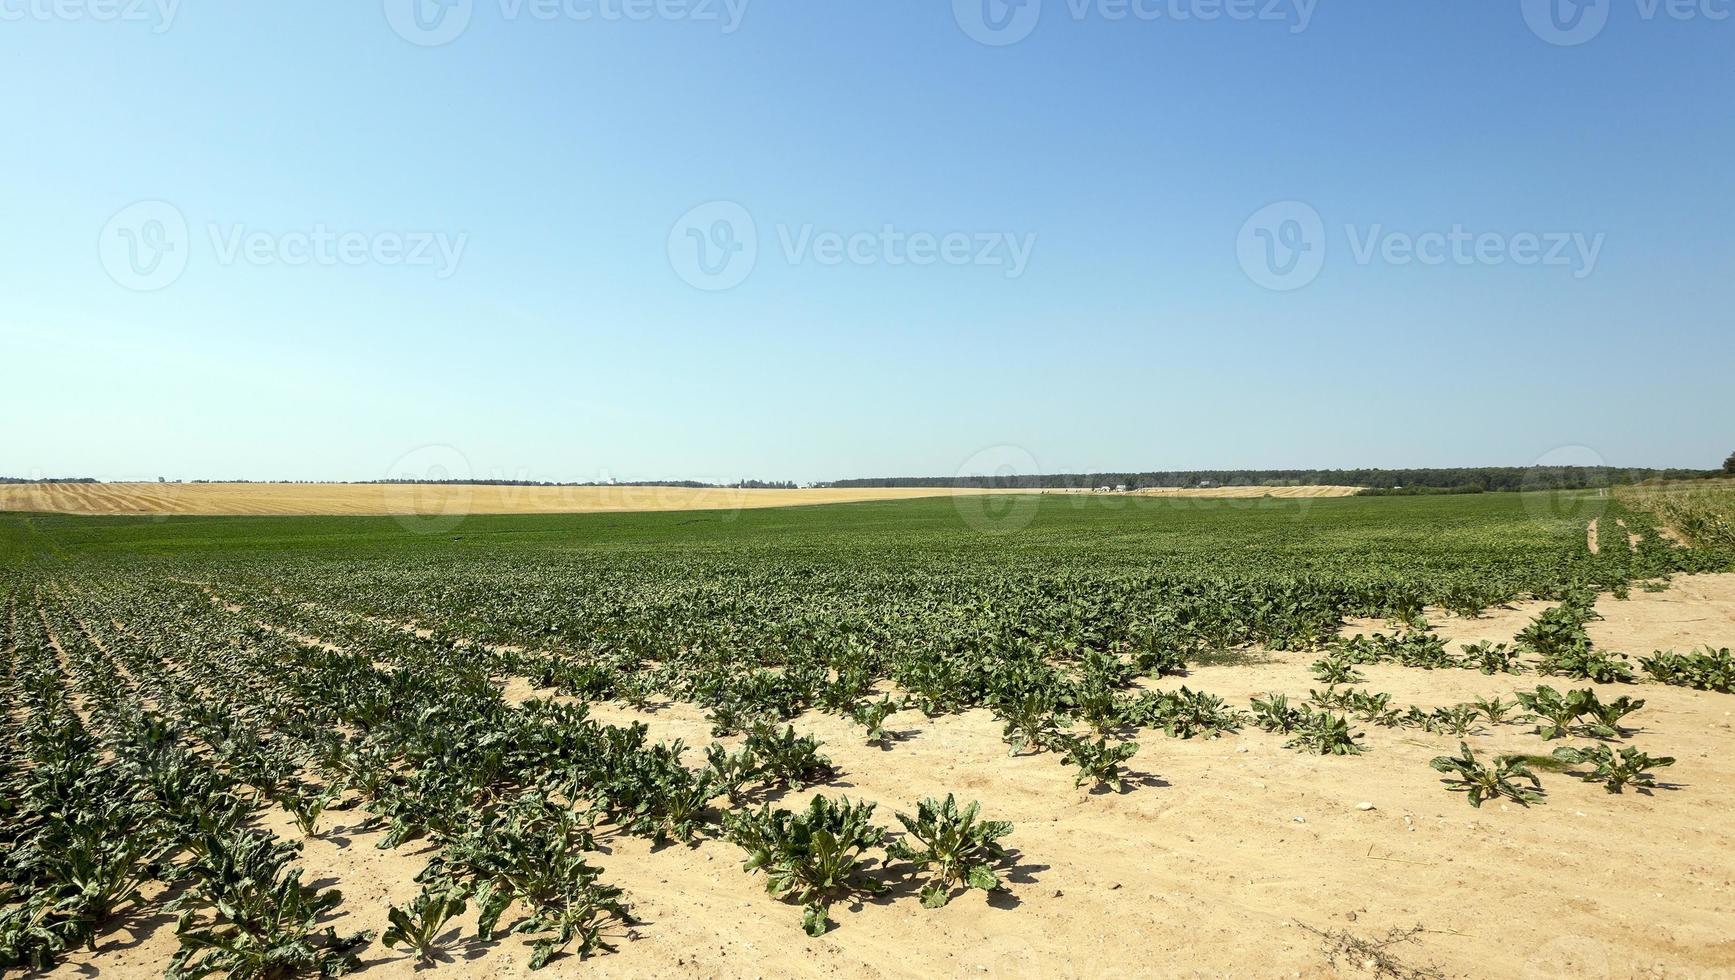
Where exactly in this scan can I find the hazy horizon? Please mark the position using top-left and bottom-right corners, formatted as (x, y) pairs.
(4, 457), (1718, 488)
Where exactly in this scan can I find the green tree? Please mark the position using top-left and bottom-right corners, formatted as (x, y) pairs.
(1724, 451), (1735, 475)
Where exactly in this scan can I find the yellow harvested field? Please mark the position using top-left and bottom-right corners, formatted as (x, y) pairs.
(0, 482), (1363, 517)
(0, 483), (1000, 517)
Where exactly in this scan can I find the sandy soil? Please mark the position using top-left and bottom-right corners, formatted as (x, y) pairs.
(1591, 576), (1735, 656)
(48, 577), (1735, 980)
(0, 483), (1362, 518)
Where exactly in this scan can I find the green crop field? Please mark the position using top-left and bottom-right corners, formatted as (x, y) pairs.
(3, 494), (1722, 658)
(4, 493), (1733, 975)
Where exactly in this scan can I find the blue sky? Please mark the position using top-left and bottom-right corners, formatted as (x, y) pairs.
(3, 1), (1731, 484)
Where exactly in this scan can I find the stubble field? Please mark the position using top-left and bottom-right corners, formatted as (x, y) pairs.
(0, 482), (1362, 519)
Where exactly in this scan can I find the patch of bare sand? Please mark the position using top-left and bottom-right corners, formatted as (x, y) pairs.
(1341, 598), (1558, 651)
(1590, 573), (1735, 656)
(49, 577), (1735, 980)
(1343, 577), (1735, 659)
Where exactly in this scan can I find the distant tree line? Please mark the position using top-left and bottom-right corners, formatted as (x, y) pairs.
(11, 461), (1729, 490)
(824, 467), (1722, 493)
(1356, 485), (1489, 497)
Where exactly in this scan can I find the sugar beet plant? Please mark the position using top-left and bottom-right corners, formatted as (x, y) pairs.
(381, 883), (469, 964)
(887, 795), (1014, 908)
(1284, 710), (1366, 756)
(1311, 655), (1365, 685)
(1117, 687), (1246, 739)
(1461, 641), (1525, 676)
(1253, 693), (1366, 754)
(1250, 692), (1303, 734)
(164, 829), (369, 980)
(1517, 593), (1598, 658)
(847, 695), (906, 745)
(995, 689), (1062, 757)
(1551, 745), (1676, 794)
(411, 791), (632, 966)
(1640, 647), (1735, 692)
(1514, 685), (1643, 740)
(1430, 743), (1545, 808)
(1052, 733), (1141, 789)
(722, 792), (1016, 931)
(722, 795), (889, 937)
